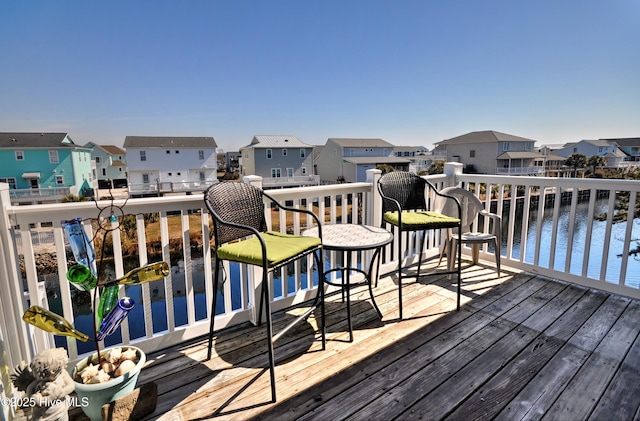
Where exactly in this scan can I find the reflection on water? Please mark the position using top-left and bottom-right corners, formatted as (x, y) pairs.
(506, 197), (640, 288)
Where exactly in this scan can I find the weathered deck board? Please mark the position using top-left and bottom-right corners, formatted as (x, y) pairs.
(111, 261), (640, 421)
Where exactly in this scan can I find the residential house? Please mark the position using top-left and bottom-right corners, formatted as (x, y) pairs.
(225, 151), (241, 172)
(123, 136), (218, 196)
(553, 139), (628, 168)
(316, 138), (409, 184)
(0, 132), (94, 204)
(603, 138), (640, 166)
(393, 146), (432, 173)
(239, 135), (318, 188)
(84, 142), (128, 188)
(433, 130), (545, 175)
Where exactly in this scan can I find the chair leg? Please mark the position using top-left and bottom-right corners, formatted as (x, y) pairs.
(207, 257), (222, 361)
(456, 230), (462, 310)
(493, 239), (501, 276)
(262, 267), (277, 403)
(416, 230), (427, 280)
(397, 227), (403, 320)
(312, 250), (326, 350)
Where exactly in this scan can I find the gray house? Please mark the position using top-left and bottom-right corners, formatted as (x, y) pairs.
(315, 138), (409, 183)
(239, 135), (318, 188)
(433, 130), (545, 175)
(554, 139), (628, 168)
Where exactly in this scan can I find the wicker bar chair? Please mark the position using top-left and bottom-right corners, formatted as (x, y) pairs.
(377, 171), (462, 319)
(204, 182), (325, 403)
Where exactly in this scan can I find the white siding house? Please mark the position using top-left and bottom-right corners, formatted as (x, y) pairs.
(124, 136), (218, 196)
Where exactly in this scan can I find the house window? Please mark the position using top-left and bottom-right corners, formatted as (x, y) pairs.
(300, 149), (306, 158)
(244, 150), (249, 158)
(142, 174), (150, 184)
(266, 149), (272, 159)
(49, 150), (59, 164)
(140, 151), (146, 161)
(168, 172), (172, 176)
(95, 156), (101, 163)
(55, 175), (64, 185)
(102, 168), (107, 176)
(271, 168), (281, 178)
(0, 177), (17, 189)
(15, 151), (24, 160)
(470, 150), (476, 158)
(349, 148), (355, 157)
(503, 142), (510, 152)
(525, 142), (533, 151)
(175, 150), (179, 154)
(176, 172), (181, 176)
(199, 171), (205, 181)
(287, 168), (294, 177)
(199, 150), (205, 160)
(301, 167), (307, 175)
(282, 149), (288, 156)
(166, 150), (171, 154)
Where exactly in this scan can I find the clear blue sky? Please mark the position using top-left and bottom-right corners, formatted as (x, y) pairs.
(1, 1), (639, 151)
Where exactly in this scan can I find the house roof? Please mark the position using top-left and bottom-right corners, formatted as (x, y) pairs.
(604, 138), (640, 147)
(436, 130), (535, 146)
(581, 139), (613, 147)
(123, 136), (217, 148)
(342, 156), (411, 165)
(244, 135), (312, 148)
(329, 138), (395, 148)
(100, 145), (126, 155)
(496, 151), (545, 159)
(111, 161), (128, 167)
(0, 132), (77, 148)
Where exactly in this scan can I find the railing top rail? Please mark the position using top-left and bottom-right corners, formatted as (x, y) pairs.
(458, 174), (640, 191)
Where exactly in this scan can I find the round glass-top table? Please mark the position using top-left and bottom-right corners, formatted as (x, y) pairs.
(303, 224), (393, 341)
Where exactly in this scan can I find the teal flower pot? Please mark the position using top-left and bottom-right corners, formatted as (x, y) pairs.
(71, 346), (146, 421)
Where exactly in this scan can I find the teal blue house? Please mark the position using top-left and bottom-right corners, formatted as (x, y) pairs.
(0, 132), (94, 202)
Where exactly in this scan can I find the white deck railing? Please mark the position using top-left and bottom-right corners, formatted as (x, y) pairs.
(1, 164), (639, 374)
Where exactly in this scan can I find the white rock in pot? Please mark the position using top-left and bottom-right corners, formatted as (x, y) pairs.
(115, 359), (136, 377)
(104, 347), (122, 364)
(121, 348), (138, 361)
(78, 363), (99, 383)
(87, 369), (111, 384)
(101, 362), (117, 374)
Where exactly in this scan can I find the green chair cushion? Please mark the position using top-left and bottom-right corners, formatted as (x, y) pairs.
(383, 211), (460, 230)
(217, 231), (321, 267)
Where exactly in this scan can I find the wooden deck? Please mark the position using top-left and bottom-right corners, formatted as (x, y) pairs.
(127, 260), (640, 420)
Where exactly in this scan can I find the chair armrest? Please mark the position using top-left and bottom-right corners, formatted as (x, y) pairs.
(425, 180), (462, 221)
(480, 210), (501, 236)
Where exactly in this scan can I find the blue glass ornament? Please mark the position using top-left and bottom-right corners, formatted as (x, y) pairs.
(62, 218), (97, 275)
(96, 297), (135, 341)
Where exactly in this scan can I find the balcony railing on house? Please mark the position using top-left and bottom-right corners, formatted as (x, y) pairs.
(8, 187), (74, 204)
(261, 174), (320, 188)
(128, 180), (218, 196)
(2, 164), (640, 389)
(495, 166), (545, 175)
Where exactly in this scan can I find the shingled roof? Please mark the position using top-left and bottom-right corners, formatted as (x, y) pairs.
(123, 136), (217, 148)
(0, 132), (77, 148)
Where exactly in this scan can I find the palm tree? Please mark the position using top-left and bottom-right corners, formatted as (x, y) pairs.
(586, 155), (607, 174)
(565, 153), (587, 178)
